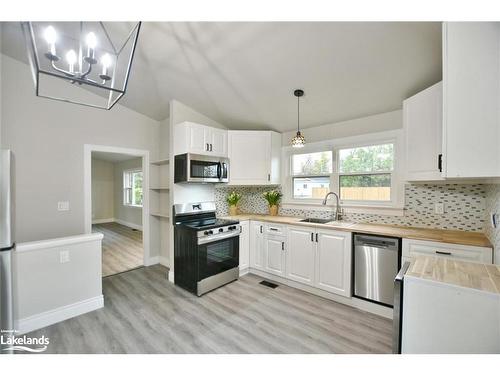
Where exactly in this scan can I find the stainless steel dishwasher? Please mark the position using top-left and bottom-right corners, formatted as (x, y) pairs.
(353, 234), (400, 307)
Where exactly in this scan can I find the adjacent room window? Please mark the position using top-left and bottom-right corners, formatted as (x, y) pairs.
(291, 151), (333, 199)
(338, 143), (394, 202)
(123, 169), (143, 207)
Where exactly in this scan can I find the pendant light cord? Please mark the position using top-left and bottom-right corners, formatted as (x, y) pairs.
(297, 95), (300, 133)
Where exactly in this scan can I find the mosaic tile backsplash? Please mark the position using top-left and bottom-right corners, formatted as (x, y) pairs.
(215, 184), (487, 232)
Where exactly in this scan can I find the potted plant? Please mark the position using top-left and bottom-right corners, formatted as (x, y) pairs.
(263, 190), (282, 216)
(226, 191), (242, 216)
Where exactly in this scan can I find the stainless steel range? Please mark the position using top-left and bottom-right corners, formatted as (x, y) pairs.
(173, 202), (240, 296)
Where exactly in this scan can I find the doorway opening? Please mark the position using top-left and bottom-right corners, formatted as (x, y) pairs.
(84, 145), (150, 277)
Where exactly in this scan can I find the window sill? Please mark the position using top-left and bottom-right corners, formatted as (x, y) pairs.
(282, 201), (404, 216)
(124, 204), (143, 209)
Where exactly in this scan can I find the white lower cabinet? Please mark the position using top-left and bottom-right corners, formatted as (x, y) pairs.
(314, 229), (352, 297)
(402, 238), (492, 264)
(286, 226), (315, 286)
(239, 221), (250, 270)
(249, 221), (265, 270)
(264, 235), (286, 277)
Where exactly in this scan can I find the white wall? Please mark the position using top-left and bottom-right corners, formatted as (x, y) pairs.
(91, 158), (114, 222)
(281, 109), (402, 145)
(113, 157), (143, 228)
(0, 54), (160, 242)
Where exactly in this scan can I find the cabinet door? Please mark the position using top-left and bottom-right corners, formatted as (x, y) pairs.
(228, 131), (271, 185)
(264, 235), (286, 277)
(285, 226), (315, 286)
(188, 123), (210, 154)
(209, 128), (228, 157)
(314, 229), (352, 297)
(249, 221), (265, 270)
(404, 82), (444, 181)
(443, 22), (500, 177)
(239, 221), (250, 270)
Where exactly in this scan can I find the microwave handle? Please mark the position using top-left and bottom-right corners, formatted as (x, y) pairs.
(222, 163), (228, 179)
(217, 162), (222, 179)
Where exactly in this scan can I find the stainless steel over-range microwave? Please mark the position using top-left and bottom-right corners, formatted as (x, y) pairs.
(174, 153), (229, 183)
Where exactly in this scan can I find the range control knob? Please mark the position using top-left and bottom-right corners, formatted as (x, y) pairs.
(204, 230), (214, 236)
(218, 228), (224, 233)
(228, 225), (237, 231)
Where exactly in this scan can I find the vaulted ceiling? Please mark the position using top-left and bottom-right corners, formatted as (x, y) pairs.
(1, 22), (442, 132)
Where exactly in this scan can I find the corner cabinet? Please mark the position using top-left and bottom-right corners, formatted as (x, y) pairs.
(173, 121), (228, 157)
(403, 81), (444, 181)
(228, 130), (281, 185)
(442, 22), (500, 178)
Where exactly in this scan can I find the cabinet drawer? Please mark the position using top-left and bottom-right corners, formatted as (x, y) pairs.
(265, 224), (285, 235)
(402, 239), (492, 264)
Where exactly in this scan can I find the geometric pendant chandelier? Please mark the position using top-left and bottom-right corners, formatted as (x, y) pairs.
(21, 21), (141, 110)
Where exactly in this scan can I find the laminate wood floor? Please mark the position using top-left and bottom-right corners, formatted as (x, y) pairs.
(93, 223), (143, 277)
(30, 265), (393, 354)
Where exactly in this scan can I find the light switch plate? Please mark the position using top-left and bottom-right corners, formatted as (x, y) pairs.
(59, 250), (70, 263)
(434, 203), (445, 214)
(57, 201), (70, 211)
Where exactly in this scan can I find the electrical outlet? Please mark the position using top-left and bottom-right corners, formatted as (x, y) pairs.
(434, 203), (445, 214)
(59, 250), (70, 264)
(57, 201), (69, 211)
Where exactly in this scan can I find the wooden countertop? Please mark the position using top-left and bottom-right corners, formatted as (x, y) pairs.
(407, 256), (500, 294)
(221, 213), (492, 248)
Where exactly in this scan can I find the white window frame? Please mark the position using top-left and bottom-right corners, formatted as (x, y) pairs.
(282, 130), (405, 215)
(123, 168), (143, 208)
(290, 150), (334, 201)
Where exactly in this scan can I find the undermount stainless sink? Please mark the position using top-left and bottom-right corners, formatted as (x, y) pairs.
(299, 218), (332, 224)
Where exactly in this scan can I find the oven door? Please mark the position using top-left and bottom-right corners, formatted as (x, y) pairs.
(197, 231), (239, 281)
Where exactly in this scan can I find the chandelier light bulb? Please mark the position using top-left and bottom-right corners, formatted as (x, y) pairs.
(66, 49), (77, 72)
(86, 32), (97, 49)
(44, 26), (57, 45)
(101, 53), (112, 68)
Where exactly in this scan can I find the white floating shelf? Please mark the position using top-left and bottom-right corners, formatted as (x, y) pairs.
(150, 159), (169, 166)
(150, 212), (170, 219)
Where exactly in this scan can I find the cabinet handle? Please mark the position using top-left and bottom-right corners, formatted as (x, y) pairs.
(269, 227), (279, 231)
(282, 242), (285, 251)
(315, 233), (319, 242)
(435, 250), (452, 256)
(210, 144), (213, 152)
(438, 154), (443, 172)
(206, 143), (209, 151)
(268, 174), (270, 181)
(260, 225), (263, 233)
(311, 232), (314, 242)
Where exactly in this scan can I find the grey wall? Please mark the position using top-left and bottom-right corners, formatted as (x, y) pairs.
(91, 158), (114, 221)
(0, 54), (160, 242)
(281, 109), (402, 145)
(113, 157), (143, 228)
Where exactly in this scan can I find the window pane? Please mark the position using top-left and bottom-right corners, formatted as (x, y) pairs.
(339, 174), (391, 201)
(293, 177), (330, 199)
(292, 151), (332, 176)
(339, 144), (394, 173)
(133, 171), (143, 206)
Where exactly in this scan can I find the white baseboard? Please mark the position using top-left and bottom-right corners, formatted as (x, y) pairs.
(15, 295), (104, 335)
(114, 219), (143, 231)
(239, 267), (249, 277)
(92, 218), (115, 224)
(168, 270), (174, 283)
(159, 256), (170, 267)
(145, 256), (159, 266)
(248, 268), (393, 319)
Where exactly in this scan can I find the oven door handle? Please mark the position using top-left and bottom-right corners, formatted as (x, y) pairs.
(198, 229), (241, 245)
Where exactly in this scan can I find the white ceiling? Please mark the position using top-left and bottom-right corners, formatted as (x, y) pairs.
(1, 22), (442, 132)
(92, 151), (140, 163)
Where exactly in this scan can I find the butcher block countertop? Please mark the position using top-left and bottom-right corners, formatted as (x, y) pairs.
(221, 213), (492, 248)
(407, 256), (500, 294)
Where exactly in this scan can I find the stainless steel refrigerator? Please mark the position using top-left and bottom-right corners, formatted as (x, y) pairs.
(0, 150), (14, 353)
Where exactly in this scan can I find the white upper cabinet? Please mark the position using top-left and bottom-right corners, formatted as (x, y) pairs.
(228, 130), (281, 185)
(442, 22), (500, 178)
(404, 81), (444, 181)
(174, 121), (228, 157)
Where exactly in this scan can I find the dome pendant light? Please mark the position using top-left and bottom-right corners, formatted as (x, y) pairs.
(291, 89), (305, 148)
